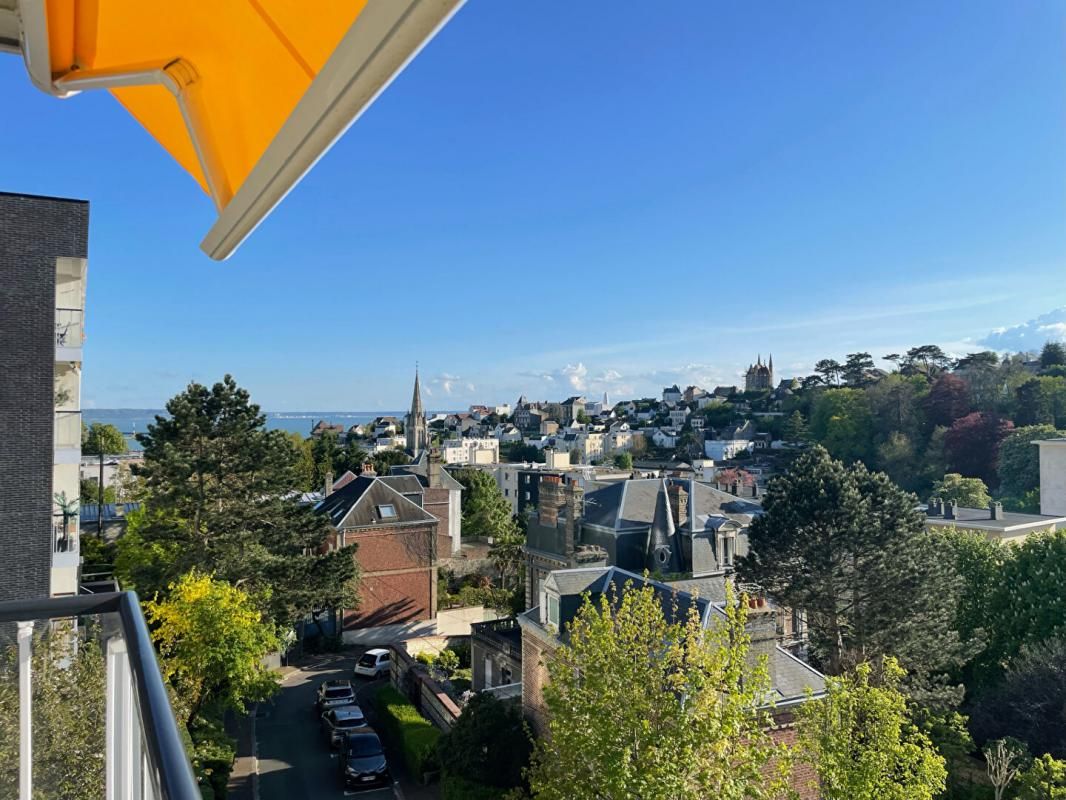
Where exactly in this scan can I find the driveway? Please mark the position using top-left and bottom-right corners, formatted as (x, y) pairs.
(256, 651), (436, 800)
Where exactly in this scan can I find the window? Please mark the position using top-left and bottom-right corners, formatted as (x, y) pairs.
(376, 504), (397, 519)
(547, 594), (560, 626)
(501, 666), (512, 684)
(525, 492), (530, 501)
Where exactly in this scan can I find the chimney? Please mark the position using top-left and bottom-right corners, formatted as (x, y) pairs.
(744, 596), (778, 689)
(564, 482), (584, 555)
(689, 478), (697, 536)
(928, 497), (942, 516)
(667, 483), (688, 529)
(731, 481), (740, 496)
(990, 501), (1004, 521)
(361, 462), (376, 478)
(944, 500), (958, 520)
(750, 481), (758, 498)
(539, 474), (563, 528)
(428, 448), (442, 488)
(324, 471), (333, 497)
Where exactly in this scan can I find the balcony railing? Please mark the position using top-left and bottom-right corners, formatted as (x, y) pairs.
(55, 410), (81, 450)
(0, 591), (200, 800)
(55, 307), (84, 348)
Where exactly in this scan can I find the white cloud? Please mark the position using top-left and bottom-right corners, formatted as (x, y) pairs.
(562, 363), (588, 391)
(431, 372), (467, 396)
(978, 307), (1066, 353)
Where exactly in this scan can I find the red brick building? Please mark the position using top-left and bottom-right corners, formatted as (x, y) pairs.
(318, 475), (439, 629)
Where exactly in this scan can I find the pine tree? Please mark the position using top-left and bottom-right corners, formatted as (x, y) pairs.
(737, 446), (968, 706)
(130, 375), (358, 626)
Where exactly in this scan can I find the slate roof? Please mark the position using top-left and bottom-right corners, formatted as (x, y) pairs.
(388, 452), (464, 491)
(582, 478), (761, 533)
(315, 476), (436, 529)
(332, 470), (359, 492)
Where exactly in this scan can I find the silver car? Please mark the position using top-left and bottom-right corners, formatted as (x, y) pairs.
(314, 679), (356, 714)
(320, 705), (368, 748)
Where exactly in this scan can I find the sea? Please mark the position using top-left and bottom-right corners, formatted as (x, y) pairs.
(82, 409), (411, 450)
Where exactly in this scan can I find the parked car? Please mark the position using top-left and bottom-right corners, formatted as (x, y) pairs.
(339, 729), (391, 791)
(320, 705), (368, 748)
(314, 679), (356, 713)
(353, 648), (391, 679)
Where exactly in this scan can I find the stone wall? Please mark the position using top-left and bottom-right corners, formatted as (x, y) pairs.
(388, 644), (461, 731)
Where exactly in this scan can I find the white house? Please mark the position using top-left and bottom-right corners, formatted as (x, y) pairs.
(668, 407), (690, 428)
(651, 428), (679, 449)
(662, 385), (682, 404)
(442, 437), (500, 466)
(704, 421), (755, 460)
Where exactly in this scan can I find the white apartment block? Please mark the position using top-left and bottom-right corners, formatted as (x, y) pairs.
(442, 437), (500, 465)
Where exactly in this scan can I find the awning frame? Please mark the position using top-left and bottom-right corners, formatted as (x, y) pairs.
(15, 0), (465, 260)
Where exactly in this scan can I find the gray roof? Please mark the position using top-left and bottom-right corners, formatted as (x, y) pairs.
(315, 476), (437, 529)
(388, 452), (464, 491)
(582, 478), (761, 533)
(924, 505), (1065, 532)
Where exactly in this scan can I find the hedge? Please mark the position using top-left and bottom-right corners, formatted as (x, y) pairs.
(373, 686), (441, 780)
(441, 773), (504, 800)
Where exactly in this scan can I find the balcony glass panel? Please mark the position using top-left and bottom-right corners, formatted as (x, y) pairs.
(54, 411), (81, 450)
(55, 309), (84, 349)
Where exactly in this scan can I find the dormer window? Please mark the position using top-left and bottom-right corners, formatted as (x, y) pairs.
(547, 594), (560, 626)
(376, 504), (397, 519)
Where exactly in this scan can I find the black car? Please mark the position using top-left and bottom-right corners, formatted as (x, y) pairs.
(339, 730), (391, 791)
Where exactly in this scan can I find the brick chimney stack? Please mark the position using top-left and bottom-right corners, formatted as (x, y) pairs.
(539, 474), (563, 528)
(361, 462), (376, 477)
(564, 481), (583, 555)
(744, 595), (778, 689)
(667, 483), (688, 529)
(428, 448), (442, 488)
(990, 501), (1004, 521)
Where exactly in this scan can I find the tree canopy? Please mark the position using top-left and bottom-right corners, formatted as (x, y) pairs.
(738, 446), (967, 704)
(129, 375), (358, 626)
(931, 473), (991, 508)
(82, 421), (128, 455)
(526, 581), (792, 800)
(796, 658), (947, 800)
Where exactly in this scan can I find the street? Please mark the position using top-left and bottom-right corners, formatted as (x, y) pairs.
(256, 652), (412, 800)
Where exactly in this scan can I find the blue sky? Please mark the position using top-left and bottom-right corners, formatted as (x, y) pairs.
(3, 1), (1065, 410)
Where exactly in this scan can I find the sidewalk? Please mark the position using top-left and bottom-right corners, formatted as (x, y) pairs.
(225, 705), (257, 800)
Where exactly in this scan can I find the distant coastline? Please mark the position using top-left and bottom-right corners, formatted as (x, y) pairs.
(81, 409), (446, 449)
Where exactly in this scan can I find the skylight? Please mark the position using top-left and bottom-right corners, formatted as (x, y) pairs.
(377, 504), (397, 519)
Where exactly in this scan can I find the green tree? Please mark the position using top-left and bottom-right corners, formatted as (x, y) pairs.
(1040, 342), (1066, 369)
(132, 376), (359, 626)
(998, 424), (1064, 504)
(455, 468), (518, 542)
(842, 352), (875, 387)
(287, 432), (316, 491)
(310, 430), (341, 489)
(0, 628), (106, 800)
(145, 571), (280, 728)
(1016, 754), (1066, 799)
(796, 658), (947, 800)
(876, 432), (918, 491)
(1016, 377), (1066, 428)
(902, 345), (953, 378)
(526, 581), (793, 800)
(612, 451), (633, 470)
(783, 409), (809, 443)
(370, 447), (411, 475)
(815, 358), (844, 386)
(809, 388), (874, 464)
(438, 693), (532, 795)
(931, 473), (991, 508)
(738, 446), (967, 703)
(80, 476), (116, 505)
(82, 421), (128, 455)
(489, 524), (525, 591)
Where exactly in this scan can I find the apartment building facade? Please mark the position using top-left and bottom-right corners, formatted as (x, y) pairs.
(0, 192), (88, 600)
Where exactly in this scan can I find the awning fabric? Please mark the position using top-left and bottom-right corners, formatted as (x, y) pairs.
(18, 0), (463, 258)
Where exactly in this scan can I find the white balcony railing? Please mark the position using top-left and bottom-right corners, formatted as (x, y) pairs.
(0, 592), (201, 800)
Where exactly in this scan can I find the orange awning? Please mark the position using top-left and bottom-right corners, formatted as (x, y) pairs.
(11, 0), (463, 259)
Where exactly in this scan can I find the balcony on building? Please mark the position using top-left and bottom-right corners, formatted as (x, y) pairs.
(0, 591), (201, 800)
(471, 616), (523, 695)
(54, 409), (82, 464)
(55, 256), (86, 363)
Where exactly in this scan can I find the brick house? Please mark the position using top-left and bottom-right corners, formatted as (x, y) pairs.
(516, 566), (824, 798)
(386, 449), (463, 556)
(318, 475), (439, 631)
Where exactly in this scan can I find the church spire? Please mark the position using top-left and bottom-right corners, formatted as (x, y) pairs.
(406, 365), (427, 455)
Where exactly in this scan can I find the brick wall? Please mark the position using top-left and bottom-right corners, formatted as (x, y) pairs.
(421, 486), (453, 553)
(521, 631), (556, 735)
(769, 719), (819, 799)
(342, 521), (437, 627)
(0, 193), (89, 602)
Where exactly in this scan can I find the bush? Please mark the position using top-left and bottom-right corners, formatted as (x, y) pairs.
(438, 693), (531, 793)
(374, 686), (441, 780)
(450, 640), (471, 669)
(441, 774), (504, 800)
(416, 651), (437, 666)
